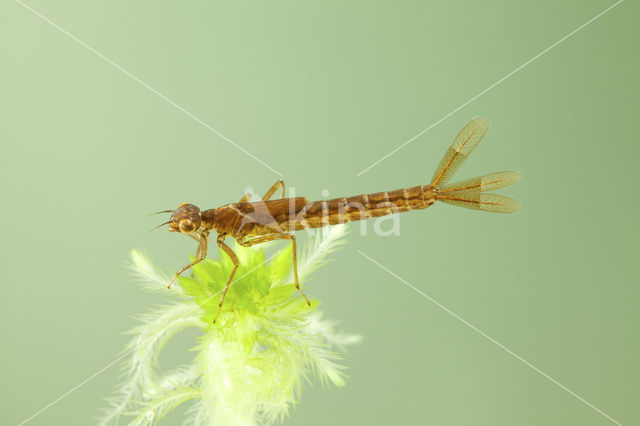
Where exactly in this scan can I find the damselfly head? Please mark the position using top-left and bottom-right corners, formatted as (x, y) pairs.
(168, 203), (202, 234)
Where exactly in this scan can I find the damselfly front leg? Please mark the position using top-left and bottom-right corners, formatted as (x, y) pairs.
(187, 233), (203, 258)
(239, 233), (310, 306)
(214, 235), (239, 323)
(167, 231), (209, 289)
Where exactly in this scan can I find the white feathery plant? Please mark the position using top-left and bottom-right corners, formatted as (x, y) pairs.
(100, 224), (360, 426)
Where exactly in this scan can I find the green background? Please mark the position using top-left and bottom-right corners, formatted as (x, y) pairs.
(1, 1), (638, 425)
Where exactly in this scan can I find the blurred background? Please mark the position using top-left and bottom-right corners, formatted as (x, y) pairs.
(1, 1), (638, 425)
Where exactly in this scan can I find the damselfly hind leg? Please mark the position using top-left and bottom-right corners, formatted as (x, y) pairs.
(167, 231), (209, 289)
(238, 180), (285, 203)
(262, 180), (285, 200)
(239, 233), (310, 306)
(214, 235), (239, 323)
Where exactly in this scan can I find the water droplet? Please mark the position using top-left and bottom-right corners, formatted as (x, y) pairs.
(321, 189), (330, 197)
(146, 410), (154, 421)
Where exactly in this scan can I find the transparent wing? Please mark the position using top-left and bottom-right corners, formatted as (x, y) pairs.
(431, 117), (489, 187)
(437, 191), (520, 214)
(438, 171), (521, 194)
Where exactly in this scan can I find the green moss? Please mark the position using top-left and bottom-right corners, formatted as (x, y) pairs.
(100, 225), (360, 426)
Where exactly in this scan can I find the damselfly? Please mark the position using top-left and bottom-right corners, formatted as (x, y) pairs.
(156, 118), (520, 322)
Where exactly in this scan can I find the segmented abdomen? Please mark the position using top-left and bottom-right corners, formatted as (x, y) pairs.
(289, 185), (436, 230)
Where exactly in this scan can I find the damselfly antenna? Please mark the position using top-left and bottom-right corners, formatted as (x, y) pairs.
(147, 209), (175, 216)
(147, 221), (172, 234)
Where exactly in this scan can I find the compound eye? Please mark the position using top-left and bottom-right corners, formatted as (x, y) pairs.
(179, 219), (195, 233)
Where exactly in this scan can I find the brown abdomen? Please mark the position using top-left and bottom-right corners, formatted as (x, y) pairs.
(289, 185), (436, 230)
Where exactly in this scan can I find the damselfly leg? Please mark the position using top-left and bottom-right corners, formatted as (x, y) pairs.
(214, 235), (239, 323)
(167, 231), (209, 289)
(238, 180), (286, 203)
(213, 180), (290, 322)
(239, 233), (310, 306)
